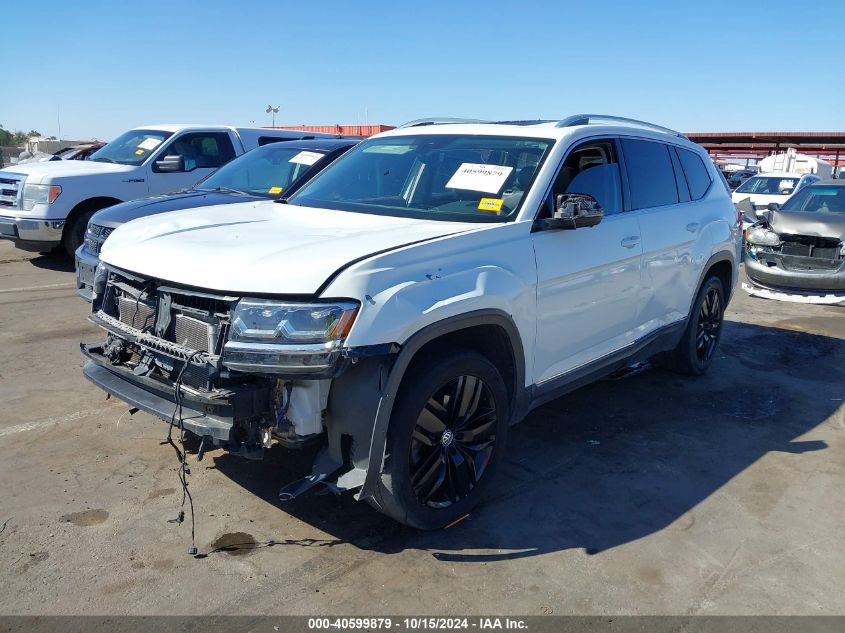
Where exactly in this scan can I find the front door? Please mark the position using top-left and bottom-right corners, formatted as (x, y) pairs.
(147, 131), (237, 195)
(531, 138), (642, 385)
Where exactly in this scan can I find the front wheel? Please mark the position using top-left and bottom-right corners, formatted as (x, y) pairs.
(63, 209), (96, 258)
(659, 275), (725, 375)
(369, 349), (509, 529)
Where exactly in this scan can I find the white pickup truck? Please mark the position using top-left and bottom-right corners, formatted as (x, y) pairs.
(0, 124), (334, 255)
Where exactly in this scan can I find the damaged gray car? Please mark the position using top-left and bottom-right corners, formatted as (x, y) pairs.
(743, 180), (845, 304)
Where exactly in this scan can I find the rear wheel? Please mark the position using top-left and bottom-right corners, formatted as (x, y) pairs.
(369, 349), (509, 529)
(660, 275), (725, 375)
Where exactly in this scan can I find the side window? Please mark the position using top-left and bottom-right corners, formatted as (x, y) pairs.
(669, 147), (691, 203)
(620, 139), (679, 209)
(676, 147), (713, 200)
(162, 132), (236, 170)
(549, 139), (623, 215)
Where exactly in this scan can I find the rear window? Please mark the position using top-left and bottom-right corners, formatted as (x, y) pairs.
(621, 139), (679, 209)
(736, 176), (799, 195)
(677, 148), (713, 200)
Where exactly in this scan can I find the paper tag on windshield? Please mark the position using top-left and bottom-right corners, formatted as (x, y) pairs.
(289, 151), (322, 166)
(138, 138), (162, 151)
(268, 186), (283, 195)
(446, 163), (513, 194)
(478, 198), (504, 212)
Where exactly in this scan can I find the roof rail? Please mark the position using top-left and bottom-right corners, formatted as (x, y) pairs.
(398, 117), (488, 128)
(556, 114), (685, 138)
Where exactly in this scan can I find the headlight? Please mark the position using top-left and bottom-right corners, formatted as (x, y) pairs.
(222, 299), (359, 374)
(22, 184), (61, 211)
(744, 227), (781, 246)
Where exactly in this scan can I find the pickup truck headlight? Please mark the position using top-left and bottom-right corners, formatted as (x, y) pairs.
(222, 299), (359, 374)
(744, 227), (781, 247)
(22, 184), (61, 211)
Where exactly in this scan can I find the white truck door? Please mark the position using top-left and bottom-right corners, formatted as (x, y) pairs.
(620, 138), (700, 332)
(146, 131), (238, 195)
(530, 138), (642, 384)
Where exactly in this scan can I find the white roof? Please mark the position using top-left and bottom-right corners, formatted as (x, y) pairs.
(374, 120), (705, 152)
(131, 124), (301, 134)
(753, 172), (806, 178)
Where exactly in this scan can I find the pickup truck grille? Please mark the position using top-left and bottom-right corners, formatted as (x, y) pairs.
(84, 224), (115, 254)
(98, 271), (236, 391)
(0, 173), (23, 209)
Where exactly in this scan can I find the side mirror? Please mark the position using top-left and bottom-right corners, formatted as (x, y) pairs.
(537, 193), (603, 231)
(154, 154), (186, 173)
(767, 202), (780, 211)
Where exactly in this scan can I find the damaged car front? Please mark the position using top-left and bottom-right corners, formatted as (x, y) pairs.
(743, 181), (845, 304)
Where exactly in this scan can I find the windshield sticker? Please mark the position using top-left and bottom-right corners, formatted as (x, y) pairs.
(446, 163), (513, 194)
(478, 198), (504, 212)
(362, 144), (414, 155)
(138, 138), (162, 151)
(268, 186), (284, 195)
(289, 151), (322, 166)
(134, 149), (145, 155)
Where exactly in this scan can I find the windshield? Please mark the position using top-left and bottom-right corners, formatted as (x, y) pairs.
(89, 129), (172, 166)
(779, 185), (845, 214)
(197, 144), (328, 197)
(287, 134), (554, 222)
(736, 175), (799, 195)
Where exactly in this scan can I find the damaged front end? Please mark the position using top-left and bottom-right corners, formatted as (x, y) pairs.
(743, 212), (845, 305)
(82, 265), (398, 496)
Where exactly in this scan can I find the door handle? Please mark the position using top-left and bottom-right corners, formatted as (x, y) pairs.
(620, 236), (641, 249)
(686, 222), (700, 233)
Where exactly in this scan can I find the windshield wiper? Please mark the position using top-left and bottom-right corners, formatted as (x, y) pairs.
(196, 186), (250, 196)
(92, 157), (115, 163)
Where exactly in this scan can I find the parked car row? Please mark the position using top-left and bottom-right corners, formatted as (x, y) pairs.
(30, 114), (739, 529)
(0, 124), (340, 255)
(74, 137), (357, 300)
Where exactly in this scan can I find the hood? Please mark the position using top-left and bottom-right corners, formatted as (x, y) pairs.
(771, 210), (845, 239)
(1, 160), (133, 183)
(91, 190), (262, 228)
(100, 201), (477, 295)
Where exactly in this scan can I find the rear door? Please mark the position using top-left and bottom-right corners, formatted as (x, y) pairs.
(621, 138), (711, 333)
(530, 137), (643, 384)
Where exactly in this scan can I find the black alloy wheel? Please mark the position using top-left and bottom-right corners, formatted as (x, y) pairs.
(370, 349), (509, 529)
(696, 285), (722, 364)
(409, 374), (498, 508)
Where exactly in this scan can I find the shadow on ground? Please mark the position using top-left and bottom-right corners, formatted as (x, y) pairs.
(211, 320), (843, 561)
(28, 249), (75, 272)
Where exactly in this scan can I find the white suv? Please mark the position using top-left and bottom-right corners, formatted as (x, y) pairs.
(81, 115), (741, 529)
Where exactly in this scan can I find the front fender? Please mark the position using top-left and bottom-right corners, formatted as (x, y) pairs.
(329, 308), (527, 502)
(351, 263), (534, 349)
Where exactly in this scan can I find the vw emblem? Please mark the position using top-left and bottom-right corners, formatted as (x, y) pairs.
(440, 429), (455, 447)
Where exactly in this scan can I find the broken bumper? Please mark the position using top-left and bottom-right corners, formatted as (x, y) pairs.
(744, 248), (845, 296)
(81, 343), (255, 443)
(742, 279), (845, 305)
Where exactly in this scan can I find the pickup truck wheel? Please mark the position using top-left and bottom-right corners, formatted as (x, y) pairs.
(659, 275), (725, 376)
(370, 350), (509, 529)
(63, 209), (96, 258)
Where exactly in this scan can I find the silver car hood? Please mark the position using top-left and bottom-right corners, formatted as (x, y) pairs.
(771, 211), (845, 239)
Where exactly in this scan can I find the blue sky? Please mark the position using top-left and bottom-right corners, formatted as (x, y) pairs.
(3, 0), (843, 140)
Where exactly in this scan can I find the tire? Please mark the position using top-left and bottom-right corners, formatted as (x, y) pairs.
(63, 209), (96, 258)
(659, 275), (725, 376)
(369, 349), (509, 529)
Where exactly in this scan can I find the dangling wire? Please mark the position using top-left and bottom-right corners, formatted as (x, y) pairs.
(165, 350), (202, 556)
